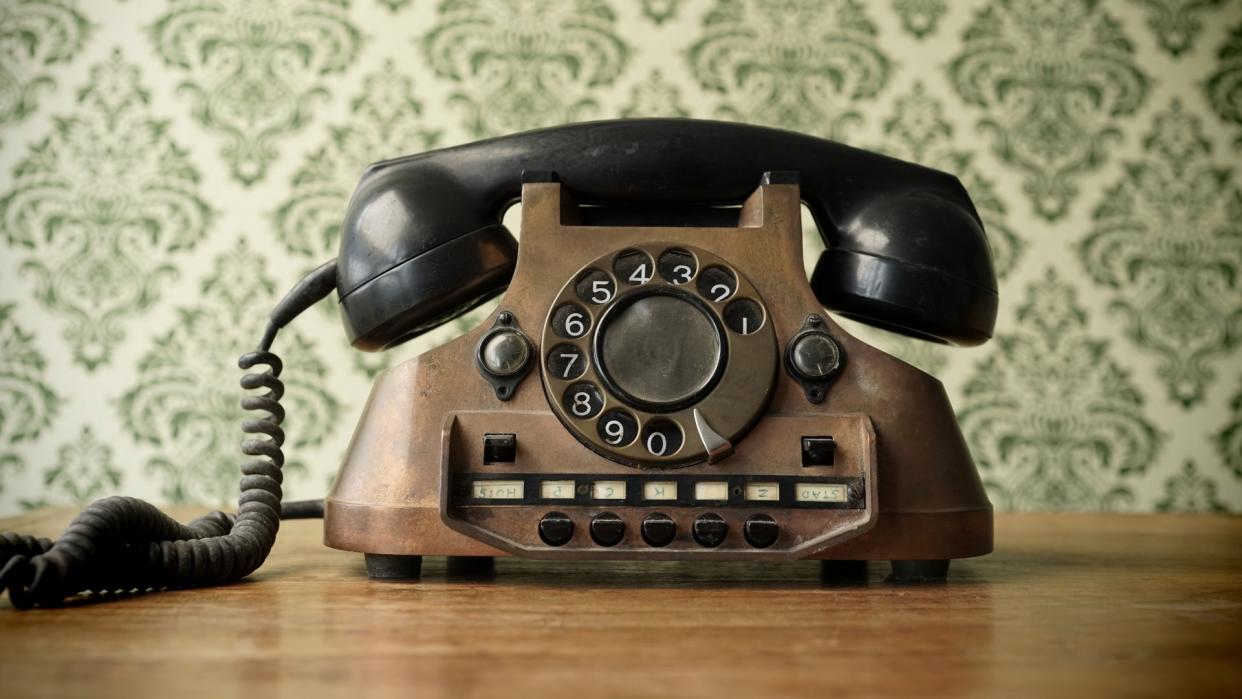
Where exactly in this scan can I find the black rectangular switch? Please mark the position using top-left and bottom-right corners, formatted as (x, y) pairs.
(801, 436), (836, 466)
(483, 433), (517, 464)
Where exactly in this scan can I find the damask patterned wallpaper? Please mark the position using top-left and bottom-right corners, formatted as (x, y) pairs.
(0, 0), (1240, 515)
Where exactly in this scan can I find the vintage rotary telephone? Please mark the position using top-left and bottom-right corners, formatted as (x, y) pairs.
(0, 120), (996, 608)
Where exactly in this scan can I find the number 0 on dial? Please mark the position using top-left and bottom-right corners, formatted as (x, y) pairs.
(641, 419), (684, 457)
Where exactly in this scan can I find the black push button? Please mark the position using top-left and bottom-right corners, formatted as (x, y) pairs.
(641, 512), (677, 547)
(538, 512), (574, 546)
(483, 433), (516, 463)
(801, 436), (836, 466)
(743, 514), (779, 549)
(693, 513), (727, 548)
(590, 512), (625, 546)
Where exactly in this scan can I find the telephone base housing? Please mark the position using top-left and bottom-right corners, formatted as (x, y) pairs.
(325, 181), (992, 573)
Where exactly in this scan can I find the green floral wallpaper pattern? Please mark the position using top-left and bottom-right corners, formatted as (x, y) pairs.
(0, 0), (1239, 515)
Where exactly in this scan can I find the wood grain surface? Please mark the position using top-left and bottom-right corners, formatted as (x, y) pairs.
(1, 510), (1239, 698)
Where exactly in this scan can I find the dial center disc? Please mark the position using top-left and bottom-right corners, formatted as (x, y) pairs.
(596, 293), (723, 409)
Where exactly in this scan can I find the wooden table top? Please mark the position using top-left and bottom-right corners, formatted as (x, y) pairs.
(0, 510), (1238, 698)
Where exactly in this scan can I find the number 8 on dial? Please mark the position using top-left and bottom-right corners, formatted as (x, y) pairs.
(562, 382), (603, 419)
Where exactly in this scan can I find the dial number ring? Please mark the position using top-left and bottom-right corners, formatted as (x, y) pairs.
(541, 243), (778, 468)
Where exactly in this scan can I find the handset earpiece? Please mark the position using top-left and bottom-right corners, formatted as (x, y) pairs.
(807, 186), (998, 346)
(337, 162), (518, 351)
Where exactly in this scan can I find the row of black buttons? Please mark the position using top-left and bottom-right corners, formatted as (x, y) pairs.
(537, 512), (779, 549)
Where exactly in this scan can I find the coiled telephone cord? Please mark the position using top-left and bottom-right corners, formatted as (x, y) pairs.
(0, 260), (337, 609)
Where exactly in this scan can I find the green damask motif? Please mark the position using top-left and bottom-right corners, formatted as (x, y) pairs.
(948, 0), (1151, 221)
(0, 51), (213, 370)
(0, 0), (91, 128)
(1219, 383), (1242, 478)
(892, 0), (947, 39)
(119, 240), (342, 506)
(957, 270), (1163, 511)
(20, 426), (123, 510)
(641, 0), (681, 25)
(274, 61), (441, 377)
(149, 0), (362, 185)
(0, 304), (61, 494)
(1205, 23), (1242, 146)
(620, 69), (689, 118)
(422, 0), (631, 138)
(687, 0), (890, 141)
(1155, 461), (1228, 512)
(1079, 100), (1242, 408)
(1131, 0), (1225, 57)
(376, 0), (412, 10)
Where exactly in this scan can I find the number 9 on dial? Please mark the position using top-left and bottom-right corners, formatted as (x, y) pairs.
(596, 409), (638, 446)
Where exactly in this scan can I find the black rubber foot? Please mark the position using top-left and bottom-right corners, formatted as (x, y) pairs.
(889, 559), (950, 583)
(364, 554), (423, 580)
(820, 560), (869, 584)
(447, 556), (495, 579)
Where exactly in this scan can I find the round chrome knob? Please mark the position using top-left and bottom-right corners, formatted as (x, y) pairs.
(480, 329), (530, 376)
(789, 332), (841, 380)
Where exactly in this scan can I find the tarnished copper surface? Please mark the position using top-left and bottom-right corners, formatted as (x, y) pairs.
(325, 182), (992, 562)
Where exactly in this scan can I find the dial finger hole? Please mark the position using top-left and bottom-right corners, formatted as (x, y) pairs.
(552, 302), (591, 338)
(596, 409), (638, 447)
(641, 419), (684, 457)
(723, 298), (764, 335)
(562, 382), (604, 419)
(613, 249), (654, 286)
(657, 248), (697, 285)
(575, 268), (615, 305)
(546, 343), (587, 380)
(697, 265), (737, 302)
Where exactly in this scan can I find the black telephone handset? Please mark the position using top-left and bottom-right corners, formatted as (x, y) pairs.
(339, 119), (995, 351)
(0, 120), (996, 608)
